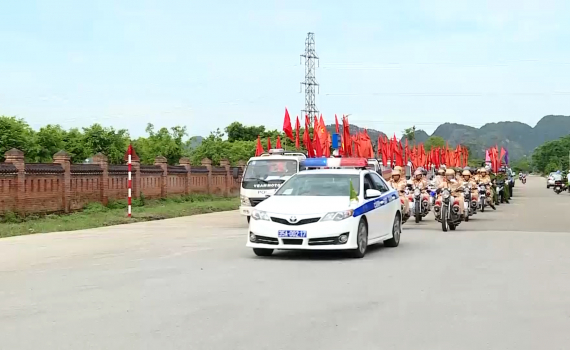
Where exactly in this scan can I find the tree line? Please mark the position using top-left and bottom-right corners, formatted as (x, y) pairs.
(0, 116), (287, 165)
(0, 115), (496, 167)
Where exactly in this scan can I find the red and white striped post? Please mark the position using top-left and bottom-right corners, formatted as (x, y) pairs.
(127, 144), (133, 218)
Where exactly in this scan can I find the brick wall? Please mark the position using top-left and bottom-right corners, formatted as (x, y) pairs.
(0, 148), (244, 216)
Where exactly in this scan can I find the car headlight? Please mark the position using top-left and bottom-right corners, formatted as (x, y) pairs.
(321, 209), (354, 221)
(240, 195), (250, 206)
(251, 209), (270, 221)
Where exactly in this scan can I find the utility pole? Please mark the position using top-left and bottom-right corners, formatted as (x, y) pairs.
(300, 32), (319, 118)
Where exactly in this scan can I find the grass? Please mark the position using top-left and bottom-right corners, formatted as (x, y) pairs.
(0, 194), (239, 238)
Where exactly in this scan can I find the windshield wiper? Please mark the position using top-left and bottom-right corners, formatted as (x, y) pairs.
(243, 177), (268, 183)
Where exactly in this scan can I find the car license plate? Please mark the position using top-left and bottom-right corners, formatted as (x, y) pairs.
(278, 230), (307, 238)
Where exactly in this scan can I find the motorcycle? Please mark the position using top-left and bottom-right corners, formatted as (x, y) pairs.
(463, 184), (472, 221)
(553, 180), (564, 194)
(434, 187), (463, 232)
(407, 184), (430, 223)
(477, 183), (487, 212)
(522, 176), (526, 184)
(495, 179), (507, 204)
(428, 183), (437, 207)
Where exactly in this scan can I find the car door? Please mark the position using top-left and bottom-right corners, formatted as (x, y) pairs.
(361, 172), (382, 239)
(369, 171), (396, 237)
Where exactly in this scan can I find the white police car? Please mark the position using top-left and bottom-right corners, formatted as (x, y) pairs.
(246, 158), (402, 258)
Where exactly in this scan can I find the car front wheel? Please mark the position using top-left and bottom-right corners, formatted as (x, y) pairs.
(384, 213), (401, 247)
(253, 248), (273, 257)
(350, 219), (368, 258)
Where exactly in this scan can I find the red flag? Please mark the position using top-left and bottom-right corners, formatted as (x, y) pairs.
(303, 118), (314, 157)
(282, 108), (294, 141)
(255, 136), (264, 156)
(335, 114), (340, 134)
(313, 130), (323, 157)
(295, 116), (300, 149)
(276, 135), (282, 149)
(267, 137), (272, 150)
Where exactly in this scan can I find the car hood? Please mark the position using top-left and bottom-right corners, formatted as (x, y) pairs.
(256, 196), (354, 215)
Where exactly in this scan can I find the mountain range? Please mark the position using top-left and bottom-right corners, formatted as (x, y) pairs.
(324, 115), (570, 161)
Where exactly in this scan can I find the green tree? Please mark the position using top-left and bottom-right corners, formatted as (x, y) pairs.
(35, 124), (67, 162)
(82, 124), (130, 164)
(531, 135), (570, 174)
(424, 136), (445, 151)
(0, 116), (38, 161)
(64, 128), (90, 163)
(402, 126), (416, 144)
(511, 157), (531, 173)
(133, 123), (188, 165)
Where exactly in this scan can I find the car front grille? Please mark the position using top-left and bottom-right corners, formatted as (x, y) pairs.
(282, 239), (303, 245)
(270, 217), (321, 226)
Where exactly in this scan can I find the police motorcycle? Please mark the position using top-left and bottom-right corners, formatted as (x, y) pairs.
(494, 178), (508, 204)
(477, 182), (488, 212)
(553, 179), (566, 194)
(405, 183), (431, 223)
(428, 181), (437, 207)
(520, 173), (527, 184)
(463, 182), (477, 220)
(434, 185), (465, 232)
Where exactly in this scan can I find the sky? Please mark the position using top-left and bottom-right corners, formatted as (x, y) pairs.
(1, 0), (570, 139)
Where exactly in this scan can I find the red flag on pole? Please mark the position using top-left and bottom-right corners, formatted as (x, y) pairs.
(255, 136), (264, 156)
(282, 108), (294, 141)
(295, 116), (300, 149)
(276, 135), (282, 149)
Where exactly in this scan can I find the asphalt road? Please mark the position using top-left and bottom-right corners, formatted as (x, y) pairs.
(1, 176), (570, 350)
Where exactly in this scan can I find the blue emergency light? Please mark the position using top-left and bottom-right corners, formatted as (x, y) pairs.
(301, 158), (368, 168)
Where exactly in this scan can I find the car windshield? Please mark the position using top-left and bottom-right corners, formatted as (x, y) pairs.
(552, 173), (563, 181)
(243, 159), (298, 180)
(274, 174), (360, 196)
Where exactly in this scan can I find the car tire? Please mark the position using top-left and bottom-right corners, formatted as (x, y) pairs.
(384, 213), (401, 248)
(253, 248), (273, 257)
(350, 219), (368, 258)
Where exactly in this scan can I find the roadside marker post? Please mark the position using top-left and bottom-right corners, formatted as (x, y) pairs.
(127, 144), (132, 218)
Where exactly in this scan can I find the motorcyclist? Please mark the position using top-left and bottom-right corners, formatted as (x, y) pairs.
(437, 168), (465, 217)
(389, 169), (410, 217)
(478, 168), (496, 210)
(410, 169), (428, 191)
(460, 169), (478, 203)
(497, 166), (510, 203)
(434, 168), (446, 187)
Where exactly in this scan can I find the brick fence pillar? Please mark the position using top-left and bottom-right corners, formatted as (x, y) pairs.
(53, 151), (71, 213)
(4, 148), (26, 216)
(93, 153), (109, 206)
(154, 156), (168, 198)
(201, 158), (212, 194)
(179, 157), (191, 195)
(220, 159), (231, 196)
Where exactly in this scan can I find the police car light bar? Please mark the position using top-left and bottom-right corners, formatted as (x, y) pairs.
(301, 157), (368, 168)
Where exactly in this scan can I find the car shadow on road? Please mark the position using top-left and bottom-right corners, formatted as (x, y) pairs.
(256, 243), (389, 261)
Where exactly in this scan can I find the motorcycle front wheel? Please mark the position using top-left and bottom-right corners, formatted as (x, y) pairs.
(441, 206), (449, 232)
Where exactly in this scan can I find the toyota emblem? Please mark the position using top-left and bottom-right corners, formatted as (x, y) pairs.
(289, 216), (298, 223)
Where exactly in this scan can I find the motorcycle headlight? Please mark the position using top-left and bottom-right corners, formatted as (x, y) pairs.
(251, 209), (270, 221)
(443, 190), (451, 199)
(414, 188), (421, 196)
(240, 195), (250, 206)
(322, 209), (354, 221)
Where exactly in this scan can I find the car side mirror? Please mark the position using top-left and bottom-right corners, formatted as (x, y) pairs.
(232, 167), (239, 179)
(365, 189), (382, 199)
